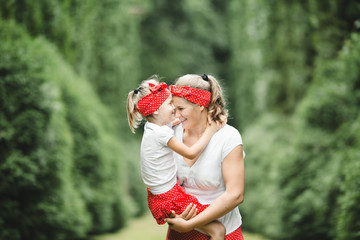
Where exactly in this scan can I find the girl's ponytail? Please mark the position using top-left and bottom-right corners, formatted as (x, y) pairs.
(126, 89), (142, 133)
(126, 76), (160, 133)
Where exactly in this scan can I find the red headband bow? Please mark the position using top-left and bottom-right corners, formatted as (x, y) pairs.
(169, 85), (211, 107)
(137, 82), (170, 116)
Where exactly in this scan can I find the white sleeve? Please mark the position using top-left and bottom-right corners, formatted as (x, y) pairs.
(156, 126), (174, 146)
(221, 126), (244, 161)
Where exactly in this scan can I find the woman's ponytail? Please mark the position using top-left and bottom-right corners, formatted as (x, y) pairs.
(207, 75), (228, 124)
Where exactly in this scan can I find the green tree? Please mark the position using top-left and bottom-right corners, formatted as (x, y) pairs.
(230, 1), (360, 239)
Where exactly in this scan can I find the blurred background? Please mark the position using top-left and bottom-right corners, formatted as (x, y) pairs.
(0, 0), (360, 239)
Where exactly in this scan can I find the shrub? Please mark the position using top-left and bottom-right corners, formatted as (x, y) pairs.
(0, 19), (136, 239)
(0, 20), (90, 240)
(279, 33), (360, 240)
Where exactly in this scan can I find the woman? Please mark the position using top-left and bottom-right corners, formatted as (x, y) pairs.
(165, 74), (245, 239)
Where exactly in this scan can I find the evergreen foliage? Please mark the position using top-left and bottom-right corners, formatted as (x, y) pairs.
(0, 20), (91, 239)
(140, 0), (228, 81)
(1, 0), (360, 239)
(0, 19), (142, 239)
(231, 1), (360, 239)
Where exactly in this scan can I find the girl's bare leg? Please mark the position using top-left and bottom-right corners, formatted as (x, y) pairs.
(197, 220), (225, 240)
(169, 204), (225, 239)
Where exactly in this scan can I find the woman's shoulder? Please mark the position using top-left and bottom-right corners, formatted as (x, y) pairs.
(214, 124), (243, 145)
(218, 124), (241, 136)
(216, 124), (244, 158)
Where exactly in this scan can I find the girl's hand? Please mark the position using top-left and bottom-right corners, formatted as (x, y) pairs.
(208, 121), (218, 133)
(219, 115), (227, 127)
(206, 116), (216, 133)
(207, 115), (226, 132)
(171, 118), (181, 126)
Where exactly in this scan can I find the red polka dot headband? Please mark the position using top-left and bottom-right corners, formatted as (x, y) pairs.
(137, 82), (170, 116)
(169, 85), (211, 107)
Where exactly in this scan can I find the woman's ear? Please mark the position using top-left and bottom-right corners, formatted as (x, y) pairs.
(199, 106), (205, 111)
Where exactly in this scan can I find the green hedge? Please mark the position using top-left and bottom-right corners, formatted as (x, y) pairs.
(2, 0), (360, 239)
(281, 33), (360, 240)
(0, 20), (141, 239)
(334, 34), (360, 240)
(228, 0), (359, 129)
(0, 20), (91, 239)
(228, 1), (360, 239)
(0, 0), (147, 131)
(238, 114), (293, 237)
(241, 32), (360, 240)
(139, 0), (228, 80)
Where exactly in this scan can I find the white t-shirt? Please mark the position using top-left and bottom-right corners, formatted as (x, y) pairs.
(173, 124), (244, 234)
(140, 122), (177, 195)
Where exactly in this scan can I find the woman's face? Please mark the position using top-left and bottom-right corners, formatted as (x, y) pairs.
(172, 96), (204, 130)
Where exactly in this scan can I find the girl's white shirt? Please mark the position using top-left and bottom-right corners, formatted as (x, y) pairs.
(173, 124), (245, 235)
(140, 121), (177, 195)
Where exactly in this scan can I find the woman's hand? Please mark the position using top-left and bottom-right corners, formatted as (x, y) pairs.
(164, 203), (197, 232)
(165, 217), (194, 232)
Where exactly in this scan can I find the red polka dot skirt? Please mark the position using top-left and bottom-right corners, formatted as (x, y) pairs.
(166, 227), (244, 240)
(147, 181), (209, 225)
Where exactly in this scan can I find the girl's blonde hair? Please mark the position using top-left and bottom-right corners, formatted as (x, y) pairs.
(126, 75), (160, 133)
(174, 74), (228, 123)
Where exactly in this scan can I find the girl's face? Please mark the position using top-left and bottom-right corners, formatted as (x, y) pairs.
(172, 96), (204, 130)
(156, 96), (175, 125)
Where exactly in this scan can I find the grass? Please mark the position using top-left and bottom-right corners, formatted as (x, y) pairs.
(91, 210), (270, 240)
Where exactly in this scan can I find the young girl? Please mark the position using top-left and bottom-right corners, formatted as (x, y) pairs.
(126, 76), (225, 240)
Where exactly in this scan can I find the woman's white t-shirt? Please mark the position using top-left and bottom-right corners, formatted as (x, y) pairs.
(173, 124), (244, 235)
(140, 122), (177, 195)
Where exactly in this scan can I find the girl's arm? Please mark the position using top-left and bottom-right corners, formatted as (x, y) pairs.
(164, 145), (245, 232)
(167, 123), (217, 160)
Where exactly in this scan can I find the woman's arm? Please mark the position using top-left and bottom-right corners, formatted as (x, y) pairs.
(165, 145), (245, 232)
(167, 123), (217, 160)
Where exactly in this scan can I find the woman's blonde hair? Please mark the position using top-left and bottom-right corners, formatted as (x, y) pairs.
(174, 74), (228, 123)
(126, 75), (160, 133)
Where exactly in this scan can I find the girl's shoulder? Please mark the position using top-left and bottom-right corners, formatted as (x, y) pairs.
(154, 124), (174, 145)
(144, 122), (173, 141)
